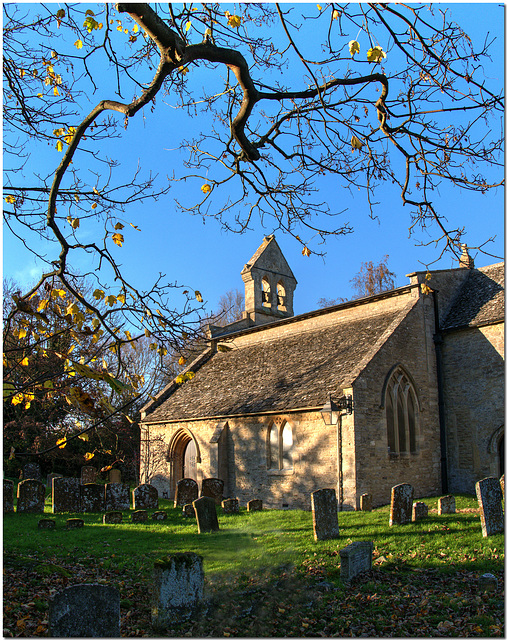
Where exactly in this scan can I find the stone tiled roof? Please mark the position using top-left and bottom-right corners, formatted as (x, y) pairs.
(441, 263), (505, 330)
(144, 307), (406, 422)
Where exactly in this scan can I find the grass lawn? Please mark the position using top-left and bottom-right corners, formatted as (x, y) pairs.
(3, 488), (504, 637)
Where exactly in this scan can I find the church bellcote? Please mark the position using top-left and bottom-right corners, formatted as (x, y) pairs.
(241, 235), (297, 326)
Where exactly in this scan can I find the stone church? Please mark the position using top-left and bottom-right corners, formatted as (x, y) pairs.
(139, 236), (504, 510)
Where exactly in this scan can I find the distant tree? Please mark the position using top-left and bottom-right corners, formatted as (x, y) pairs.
(212, 289), (245, 327)
(350, 255), (396, 298)
(317, 296), (347, 309)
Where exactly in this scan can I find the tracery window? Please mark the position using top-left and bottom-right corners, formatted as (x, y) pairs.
(268, 421), (293, 470)
(385, 367), (418, 455)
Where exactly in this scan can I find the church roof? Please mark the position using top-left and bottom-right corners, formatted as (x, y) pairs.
(143, 304), (408, 422)
(441, 263), (504, 330)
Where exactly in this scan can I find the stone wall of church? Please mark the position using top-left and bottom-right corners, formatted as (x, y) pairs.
(442, 323), (505, 493)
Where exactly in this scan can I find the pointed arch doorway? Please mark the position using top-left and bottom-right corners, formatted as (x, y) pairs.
(167, 428), (201, 498)
(183, 439), (197, 481)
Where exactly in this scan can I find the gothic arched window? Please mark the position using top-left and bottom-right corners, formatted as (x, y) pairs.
(268, 421), (294, 470)
(385, 367), (418, 455)
(261, 276), (271, 307)
(277, 280), (286, 310)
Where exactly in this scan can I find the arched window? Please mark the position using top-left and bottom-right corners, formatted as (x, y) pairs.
(384, 367), (418, 455)
(267, 421), (294, 470)
(277, 280), (286, 310)
(261, 276), (271, 307)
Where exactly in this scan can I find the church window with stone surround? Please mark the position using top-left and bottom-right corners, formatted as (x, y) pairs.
(268, 421), (294, 471)
(385, 367), (418, 455)
(261, 276), (271, 306)
(277, 280), (286, 310)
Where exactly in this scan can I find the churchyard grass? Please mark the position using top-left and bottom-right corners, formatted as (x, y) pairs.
(4, 487), (504, 637)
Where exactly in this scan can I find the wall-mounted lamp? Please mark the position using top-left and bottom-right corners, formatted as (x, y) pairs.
(320, 393), (353, 424)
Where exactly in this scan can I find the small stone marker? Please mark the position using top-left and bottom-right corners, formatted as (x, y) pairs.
(81, 483), (105, 512)
(23, 462), (42, 481)
(49, 583), (120, 637)
(478, 573), (498, 592)
(4, 479), (14, 513)
(47, 473), (63, 490)
(52, 477), (81, 513)
(438, 495), (456, 515)
(476, 476), (504, 537)
(389, 483), (414, 526)
(66, 518), (84, 529)
(80, 466), (98, 485)
(412, 501), (428, 522)
(500, 475), (504, 498)
(247, 499), (263, 512)
(17, 479), (46, 513)
(339, 541), (373, 583)
(109, 468), (122, 483)
(103, 511), (123, 524)
(311, 488), (339, 541)
(104, 482), (130, 511)
(38, 519), (56, 530)
(360, 493), (372, 511)
(131, 510), (148, 523)
(201, 478), (224, 505)
(174, 478), (198, 507)
(133, 483), (158, 509)
(193, 496), (219, 533)
(152, 553), (204, 629)
(152, 511), (167, 521)
(182, 504), (196, 518)
(221, 497), (239, 514)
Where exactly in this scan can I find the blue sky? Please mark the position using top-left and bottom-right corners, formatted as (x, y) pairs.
(3, 3), (504, 318)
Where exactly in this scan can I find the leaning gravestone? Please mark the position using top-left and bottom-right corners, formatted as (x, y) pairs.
(133, 483), (158, 509)
(81, 483), (105, 512)
(104, 482), (130, 511)
(476, 476), (504, 537)
(174, 478), (198, 508)
(201, 478), (224, 505)
(193, 496), (219, 533)
(49, 583), (120, 637)
(339, 541), (373, 583)
(80, 466), (98, 485)
(438, 495), (456, 514)
(389, 483), (414, 526)
(360, 493), (372, 512)
(221, 498), (239, 514)
(311, 488), (339, 541)
(53, 477), (81, 513)
(4, 479), (14, 513)
(412, 501), (428, 522)
(152, 553), (204, 629)
(247, 499), (263, 512)
(23, 462), (42, 481)
(17, 479), (46, 513)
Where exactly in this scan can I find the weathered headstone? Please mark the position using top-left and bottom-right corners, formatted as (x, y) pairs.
(132, 483), (158, 510)
(221, 497), (239, 514)
(193, 496), (220, 533)
(360, 493), (372, 512)
(339, 541), (373, 583)
(438, 495), (456, 515)
(182, 504), (196, 518)
(17, 479), (46, 513)
(66, 518), (84, 529)
(38, 519), (56, 530)
(131, 510), (148, 523)
(81, 483), (105, 512)
(201, 478), (224, 505)
(23, 462), (42, 481)
(389, 483), (414, 526)
(47, 473), (63, 490)
(52, 477), (81, 513)
(152, 553), (204, 629)
(247, 499), (263, 512)
(103, 511), (123, 524)
(174, 478), (198, 508)
(476, 476), (504, 537)
(500, 474), (504, 498)
(4, 479), (14, 513)
(49, 583), (120, 637)
(109, 468), (122, 483)
(412, 501), (428, 522)
(152, 511), (167, 521)
(80, 466), (98, 485)
(104, 482), (130, 511)
(478, 573), (498, 592)
(311, 488), (339, 541)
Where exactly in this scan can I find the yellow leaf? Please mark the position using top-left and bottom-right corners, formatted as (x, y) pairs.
(201, 183), (211, 194)
(5, 195), (16, 204)
(56, 140), (64, 152)
(349, 40), (360, 57)
(93, 289), (105, 300)
(56, 437), (67, 449)
(421, 282), (433, 295)
(105, 295), (117, 307)
(12, 393), (24, 406)
(367, 45), (386, 63)
(116, 293), (126, 304)
(114, 222), (124, 230)
(53, 86), (60, 97)
(112, 233), (124, 247)
(21, 357), (29, 366)
(351, 135), (363, 150)
(84, 451), (94, 461)
(18, 328), (27, 339)
(185, 20), (192, 31)
(178, 356), (187, 366)
(133, 24), (139, 33)
(302, 246), (311, 257)
(56, 9), (65, 18)
(85, 9), (95, 15)
(74, 39), (83, 49)
(195, 290), (203, 303)
(37, 299), (49, 312)
(227, 14), (241, 28)
(71, 218), (80, 229)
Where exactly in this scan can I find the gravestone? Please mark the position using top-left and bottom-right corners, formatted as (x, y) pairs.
(103, 511), (123, 524)
(23, 462), (42, 481)
(174, 478), (198, 508)
(201, 478), (224, 505)
(478, 573), (498, 592)
(81, 483), (105, 512)
(311, 488), (339, 541)
(38, 519), (56, 530)
(47, 473), (63, 490)
(17, 479), (46, 513)
(438, 495), (456, 515)
(152, 553), (204, 629)
(412, 501), (428, 522)
(193, 496), (220, 533)
(247, 499), (263, 512)
(131, 510), (148, 523)
(339, 541), (373, 583)
(500, 475), (504, 498)
(221, 498), (239, 514)
(66, 518), (84, 529)
(49, 583), (120, 637)
(109, 468), (121, 483)
(152, 511), (167, 521)
(182, 504), (196, 518)
(52, 477), (81, 513)
(360, 493), (372, 512)
(476, 476), (504, 537)
(389, 483), (414, 526)
(132, 483), (158, 510)
(4, 479), (14, 513)
(104, 482), (130, 511)
(81, 466), (98, 485)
